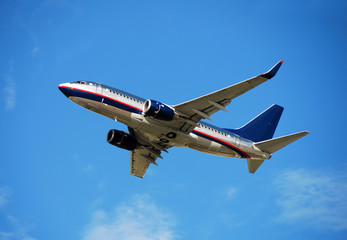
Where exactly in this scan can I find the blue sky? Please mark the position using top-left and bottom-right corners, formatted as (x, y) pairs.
(1, 0), (346, 239)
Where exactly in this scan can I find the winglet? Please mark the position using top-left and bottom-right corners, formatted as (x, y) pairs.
(261, 60), (284, 79)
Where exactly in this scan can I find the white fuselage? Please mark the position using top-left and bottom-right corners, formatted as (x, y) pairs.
(59, 81), (270, 160)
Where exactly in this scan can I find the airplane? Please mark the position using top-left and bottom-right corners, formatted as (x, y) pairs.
(58, 61), (309, 178)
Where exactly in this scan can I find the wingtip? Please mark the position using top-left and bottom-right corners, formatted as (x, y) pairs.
(261, 60), (284, 79)
(303, 131), (310, 135)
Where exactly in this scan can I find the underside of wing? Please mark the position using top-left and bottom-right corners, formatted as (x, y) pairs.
(130, 148), (156, 178)
(129, 127), (169, 178)
(174, 61), (283, 133)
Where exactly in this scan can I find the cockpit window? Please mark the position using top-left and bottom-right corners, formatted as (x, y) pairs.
(73, 80), (87, 84)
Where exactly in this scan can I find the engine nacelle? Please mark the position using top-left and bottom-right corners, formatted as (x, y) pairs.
(107, 129), (138, 151)
(143, 99), (176, 121)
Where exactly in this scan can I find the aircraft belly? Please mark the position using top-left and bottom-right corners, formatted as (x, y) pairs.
(69, 97), (131, 124)
(135, 119), (188, 147)
(187, 134), (240, 158)
(209, 141), (221, 152)
(187, 144), (240, 158)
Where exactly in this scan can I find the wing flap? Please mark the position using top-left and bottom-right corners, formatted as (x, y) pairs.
(130, 148), (160, 178)
(130, 150), (151, 178)
(128, 127), (169, 178)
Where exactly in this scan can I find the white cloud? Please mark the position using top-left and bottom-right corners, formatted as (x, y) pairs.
(0, 185), (36, 240)
(82, 194), (177, 240)
(32, 46), (40, 56)
(0, 215), (37, 240)
(0, 231), (14, 240)
(224, 187), (238, 200)
(82, 164), (94, 174)
(274, 169), (347, 230)
(3, 60), (16, 110)
(0, 186), (12, 206)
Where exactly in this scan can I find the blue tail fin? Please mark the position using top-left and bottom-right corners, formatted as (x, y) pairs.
(226, 105), (284, 142)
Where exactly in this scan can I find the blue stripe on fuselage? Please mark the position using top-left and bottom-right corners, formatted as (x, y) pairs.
(61, 86), (143, 114)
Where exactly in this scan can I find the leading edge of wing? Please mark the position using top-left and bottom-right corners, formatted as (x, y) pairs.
(173, 61), (284, 120)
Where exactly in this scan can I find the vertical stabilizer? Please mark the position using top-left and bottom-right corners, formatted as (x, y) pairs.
(247, 159), (265, 174)
(227, 104), (284, 142)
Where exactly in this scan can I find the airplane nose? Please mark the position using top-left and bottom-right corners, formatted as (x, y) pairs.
(58, 83), (71, 98)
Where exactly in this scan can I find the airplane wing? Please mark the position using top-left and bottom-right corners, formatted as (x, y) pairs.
(130, 148), (157, 178)
(174, 61), (283, 133)
(129, 127), (169, 178)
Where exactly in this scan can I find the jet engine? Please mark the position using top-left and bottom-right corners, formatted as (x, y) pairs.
(143, 99), (177, 121)
(107, 129), (138, 151)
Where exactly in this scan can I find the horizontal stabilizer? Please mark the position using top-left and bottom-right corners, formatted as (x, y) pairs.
(254, 131), (310, 154)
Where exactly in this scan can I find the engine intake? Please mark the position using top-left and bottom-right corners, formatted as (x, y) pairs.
(143, 99), (176, 121)
(107, 129), (137, 151)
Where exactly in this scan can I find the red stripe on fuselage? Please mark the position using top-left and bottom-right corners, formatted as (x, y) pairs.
(192, 129), (250, 158)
